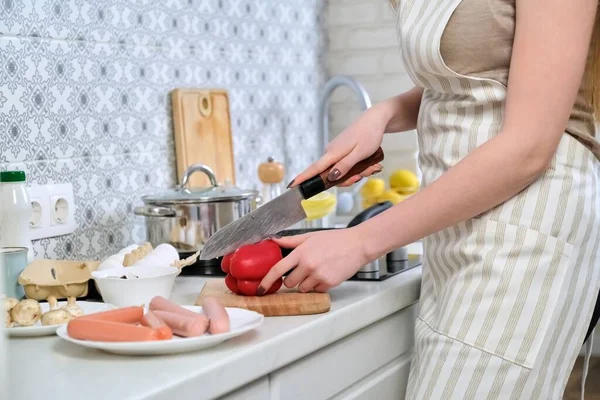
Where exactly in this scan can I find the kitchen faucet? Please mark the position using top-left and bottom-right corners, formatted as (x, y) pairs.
(318, 75), (372, 156)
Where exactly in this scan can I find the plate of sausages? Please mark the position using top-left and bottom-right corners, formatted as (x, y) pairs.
(55, 296), (264, 355)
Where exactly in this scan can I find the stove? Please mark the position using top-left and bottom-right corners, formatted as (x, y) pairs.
(353, 248), (422, 281)
(177, 247), (422, 282)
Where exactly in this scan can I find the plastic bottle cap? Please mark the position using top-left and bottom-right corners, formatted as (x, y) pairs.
(0, 171), (26, 182)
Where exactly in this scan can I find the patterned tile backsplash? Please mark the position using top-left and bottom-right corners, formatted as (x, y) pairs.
(0, 0), (326, 261)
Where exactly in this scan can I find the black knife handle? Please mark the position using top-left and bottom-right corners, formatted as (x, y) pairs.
(299, 147), (385, 199)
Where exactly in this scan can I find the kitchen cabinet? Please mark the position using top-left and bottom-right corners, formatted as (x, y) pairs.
(218, 304), (416, 400)
(268, 304), (417, 400)
(220, 377), (270, 400)
(330, 355), (412, 399)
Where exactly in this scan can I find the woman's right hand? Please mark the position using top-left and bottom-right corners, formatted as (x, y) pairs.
(288, 105), (389, 188)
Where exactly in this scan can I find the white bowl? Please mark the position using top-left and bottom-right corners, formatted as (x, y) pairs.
(92, 266), (180, 307)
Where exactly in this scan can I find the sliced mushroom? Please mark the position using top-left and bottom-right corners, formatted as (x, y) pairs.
(10, 299), (42, 326)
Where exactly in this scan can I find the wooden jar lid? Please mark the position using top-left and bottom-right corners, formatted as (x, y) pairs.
(258, 157), (285, 184)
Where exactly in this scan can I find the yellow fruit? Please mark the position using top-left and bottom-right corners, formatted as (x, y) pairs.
(377, 190), (407, 205)
(362, 197), (377, 210)
(301, 191), (337, 221)
(389, 170), (419, 194)
(360, 178), (385, 199)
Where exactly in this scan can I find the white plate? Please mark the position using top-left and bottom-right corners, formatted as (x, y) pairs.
(7, 301), (112, 337)
(56, 306), (264, 355)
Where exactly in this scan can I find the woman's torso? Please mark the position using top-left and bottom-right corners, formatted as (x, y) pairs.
(439, 0), (599, 160)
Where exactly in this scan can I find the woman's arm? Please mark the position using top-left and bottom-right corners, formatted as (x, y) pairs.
(360, 0), (598, 259)
(380, 86), (424, 133)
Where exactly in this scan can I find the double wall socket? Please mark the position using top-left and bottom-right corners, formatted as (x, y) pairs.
(28, 183), (77, 240)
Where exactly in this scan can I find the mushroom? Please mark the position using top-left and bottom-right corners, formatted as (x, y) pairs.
(47, 296), (60, 310)
(41, 296), (73, 326)
(41, 308), (73, 326)
(10, 299), (42, 326)
(3, 297), (18, 312)
(4, 310), (13, 328)
(63, 297), (84, 317)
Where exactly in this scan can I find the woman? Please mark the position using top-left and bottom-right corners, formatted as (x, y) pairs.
(259, 1), (600, 399)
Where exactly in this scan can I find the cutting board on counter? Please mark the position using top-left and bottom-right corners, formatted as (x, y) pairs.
(196, 279), (331, 317)
(171, 89), (236, 187)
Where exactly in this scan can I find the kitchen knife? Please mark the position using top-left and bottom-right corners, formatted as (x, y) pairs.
(199, 147), (385, 260)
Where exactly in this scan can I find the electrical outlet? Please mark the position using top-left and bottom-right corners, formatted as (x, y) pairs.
(28, 183), (76, 240)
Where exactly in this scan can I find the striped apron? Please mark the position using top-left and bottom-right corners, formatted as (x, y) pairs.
(396, 1), (600, 399)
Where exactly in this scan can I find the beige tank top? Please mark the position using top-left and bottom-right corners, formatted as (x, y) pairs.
(440, 0), (600, 160)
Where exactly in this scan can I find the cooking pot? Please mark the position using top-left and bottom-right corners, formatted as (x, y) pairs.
(134, 164), (258, 254)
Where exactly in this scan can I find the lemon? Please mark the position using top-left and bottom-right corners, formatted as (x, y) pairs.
(302, 191), (337, 221)
(360, 178), (386, 200)
(389, 170), (419, 194)
(362, 197), (377, 210)
(377, 190), (407, 205)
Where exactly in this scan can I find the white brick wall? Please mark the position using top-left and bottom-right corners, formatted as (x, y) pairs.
(325, 0), (419, 181)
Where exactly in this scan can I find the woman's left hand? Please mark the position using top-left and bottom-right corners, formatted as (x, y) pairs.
(256, 228), (371, 295)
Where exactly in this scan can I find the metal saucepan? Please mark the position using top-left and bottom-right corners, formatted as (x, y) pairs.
(134, 164), (258, 255)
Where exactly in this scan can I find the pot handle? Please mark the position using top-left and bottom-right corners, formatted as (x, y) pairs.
(180, 164), (218, 188)
(134, 205), (177, 218)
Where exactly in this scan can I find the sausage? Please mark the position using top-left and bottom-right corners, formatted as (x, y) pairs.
(67, 319), (160, 342)
(153, 310), (208, 337)
(140, 311), (173, 340)
(79, 306), (144, 324)
(149, 296), (205, 321)
(201, 297), (230, 334)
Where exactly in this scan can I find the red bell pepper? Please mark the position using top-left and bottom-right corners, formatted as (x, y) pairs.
(224, 273), (241, 295)
(221, 239), (283, 296)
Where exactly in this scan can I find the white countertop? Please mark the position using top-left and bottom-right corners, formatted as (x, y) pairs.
(7, 245), (423, 400)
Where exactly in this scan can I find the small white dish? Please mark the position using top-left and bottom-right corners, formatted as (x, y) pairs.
(92, 266), (179, 307)
(56, 306), (264, 355)
(7, 301), (112, 337)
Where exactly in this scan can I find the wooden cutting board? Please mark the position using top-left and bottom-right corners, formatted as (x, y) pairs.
(171, 88), (235, 187)
(196, 279), (331, 317)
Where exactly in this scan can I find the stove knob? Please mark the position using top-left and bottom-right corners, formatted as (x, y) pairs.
(387, 247), (408, 262)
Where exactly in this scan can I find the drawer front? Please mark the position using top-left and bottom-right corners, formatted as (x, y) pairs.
(219, 376), (270, 400)
(331, 355), (412, 400)
(270, 304), (417, 400)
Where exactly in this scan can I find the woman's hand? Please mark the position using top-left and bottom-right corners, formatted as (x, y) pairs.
(289, 108), (387, 188)
(288, 86), (424, 188)
(256, 229), (370, 294)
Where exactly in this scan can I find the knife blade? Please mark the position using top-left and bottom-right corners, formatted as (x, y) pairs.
(199, 147), (385, 260)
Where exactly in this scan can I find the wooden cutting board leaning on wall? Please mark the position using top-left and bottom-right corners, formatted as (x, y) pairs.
(196, 279), (331, 317)
(171, 89), (236, 187)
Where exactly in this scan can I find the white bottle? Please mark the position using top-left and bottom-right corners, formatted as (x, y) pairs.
(0, 171), (34, 262)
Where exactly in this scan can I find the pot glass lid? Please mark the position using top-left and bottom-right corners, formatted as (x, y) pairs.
(141, 164), (256, 204)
